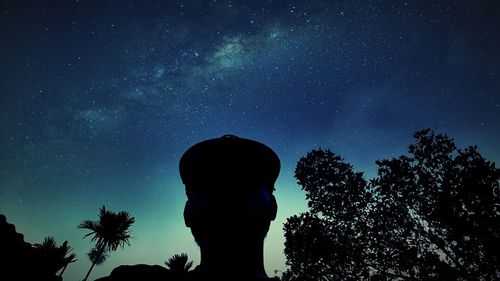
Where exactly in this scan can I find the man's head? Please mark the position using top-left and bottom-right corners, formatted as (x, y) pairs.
(179, 135), (280, 247)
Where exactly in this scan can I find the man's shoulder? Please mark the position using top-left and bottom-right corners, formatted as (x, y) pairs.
(94, 264), (178, 281)
(94, 264), (281, 281)
(186, 267), (281, 281)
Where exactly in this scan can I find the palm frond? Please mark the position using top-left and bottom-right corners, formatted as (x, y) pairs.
(165, 253), (193, 273)
(78, 219), (100, 239)
(34, 236), (57, 250)
(66, 253), (78, 263)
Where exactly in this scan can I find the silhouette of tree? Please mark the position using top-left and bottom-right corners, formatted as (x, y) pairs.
(33, 236), (77, 277)
(283, 129), (500, 280)
(165, 253), (193, 277)
(79, 205), (135, 281)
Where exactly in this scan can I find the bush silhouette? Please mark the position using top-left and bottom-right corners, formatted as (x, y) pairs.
(34, 236), (77, 277)
(165, 253), (193, 278)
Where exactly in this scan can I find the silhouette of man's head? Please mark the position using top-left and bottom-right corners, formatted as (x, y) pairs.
(180, 135), (280, 249)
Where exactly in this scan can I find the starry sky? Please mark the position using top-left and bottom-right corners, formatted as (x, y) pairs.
(1, 1), (499, 280)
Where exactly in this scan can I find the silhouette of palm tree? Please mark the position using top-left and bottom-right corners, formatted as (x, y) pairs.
(33, 236), (77, 277)
(79, 205), (135, 281)
(165, 253), (193, 276)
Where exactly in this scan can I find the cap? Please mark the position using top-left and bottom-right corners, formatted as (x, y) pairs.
(179, 135), (280, 192)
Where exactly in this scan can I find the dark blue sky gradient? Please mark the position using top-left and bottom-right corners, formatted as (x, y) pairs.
(1, 1), (499, 280)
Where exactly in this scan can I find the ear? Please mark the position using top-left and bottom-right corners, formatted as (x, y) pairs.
(184, 200), (192, 227)
(268, 195), (277, 221)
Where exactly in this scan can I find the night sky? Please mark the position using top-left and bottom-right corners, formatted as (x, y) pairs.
(1, 1), (499, 280)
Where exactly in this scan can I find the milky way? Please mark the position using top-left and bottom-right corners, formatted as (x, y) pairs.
(1, 1), (499, 280)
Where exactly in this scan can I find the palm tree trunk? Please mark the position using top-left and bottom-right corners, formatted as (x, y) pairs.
(83, 242), (106, 281)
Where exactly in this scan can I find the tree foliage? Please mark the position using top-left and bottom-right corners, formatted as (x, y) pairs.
(283, 129), (500, 280)
(165, 253), (193, 276)
(33, 236), (77, 276)
(79, 205), (135, 281)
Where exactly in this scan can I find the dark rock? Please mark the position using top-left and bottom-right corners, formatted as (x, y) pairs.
(0, 214), (62, 281)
